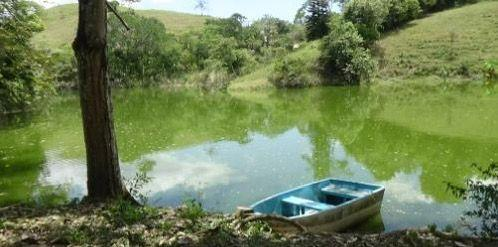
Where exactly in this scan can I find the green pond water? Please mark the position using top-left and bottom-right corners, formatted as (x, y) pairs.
(1, 87), (497, 232)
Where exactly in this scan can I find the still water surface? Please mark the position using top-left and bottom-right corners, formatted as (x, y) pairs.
(1, 87), (497, 232)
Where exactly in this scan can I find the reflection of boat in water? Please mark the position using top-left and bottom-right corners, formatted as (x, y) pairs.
(250, 178), (385, 232)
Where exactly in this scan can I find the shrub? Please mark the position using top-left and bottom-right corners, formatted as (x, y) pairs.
(179, 199), (206, 222)
(106, 200), (156, 226)
(191, 62), (232, 92)
(483, 60), (498, 85)
(418, 0), (477, 13)
(319, 16), (377, 85)
(211, 38), (256, 75)
(446, 163), (498, 238)
(46, 49), (78, 91)
(343, 0), (388, 45)
(269, 58), (317, 88)
(383, 0), (421, 30)
(107, 6), (181, 87)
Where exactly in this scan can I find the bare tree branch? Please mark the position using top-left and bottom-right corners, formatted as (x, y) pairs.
(106, 1), (130, 31)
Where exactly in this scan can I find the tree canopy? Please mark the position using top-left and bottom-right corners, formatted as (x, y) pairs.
(0, 0), (53, 113)
(305, 0), (331, 41)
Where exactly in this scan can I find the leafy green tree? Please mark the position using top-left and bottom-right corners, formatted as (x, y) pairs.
(0, 0), (53, 113)
(305, 0), (331, 40)
(319, 16), (376, 85)
(343, 0), (388, 45)
(252, 15), (291, 48)
(383, 0), (421, 30)
(205, 13), (247, 41)
(107, 7), (181, 87)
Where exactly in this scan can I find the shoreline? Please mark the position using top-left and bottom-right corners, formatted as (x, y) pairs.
(1, 203), (495, 246)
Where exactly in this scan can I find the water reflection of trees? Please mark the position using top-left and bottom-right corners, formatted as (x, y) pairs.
(0, 126), (44, 206)
(2, 87), (498, 205)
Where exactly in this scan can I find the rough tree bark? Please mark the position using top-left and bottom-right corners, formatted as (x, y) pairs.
(72, 0), (130, 201)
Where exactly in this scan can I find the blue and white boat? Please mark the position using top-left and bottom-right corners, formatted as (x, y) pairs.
(250, 178), (385, 232)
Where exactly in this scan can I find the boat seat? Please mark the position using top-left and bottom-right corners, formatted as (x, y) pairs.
(321, 185), (371, 199)
(282, 196), (333, 211)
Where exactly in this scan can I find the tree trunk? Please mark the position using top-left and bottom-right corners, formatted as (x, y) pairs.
(73, 0), (129, 201)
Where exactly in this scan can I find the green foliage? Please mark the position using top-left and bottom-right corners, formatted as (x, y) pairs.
(305, 0), (331, 40)
(60, 227), (91, 245)
(269, 58), (316, 88)
(428, 223), (438, 233)
(319, 16), (376, 85)
(483, 60), (498, 85)
(212, 38), (255, 75)
(124, 167), (152, 204)
(252, 15), (292, 50)
(383, 0), (421, 30)
(159, 221), (173, 231)
(107, 4), (181, 87)
(419, 0), (477, 13)
(191, 63), (232, 92)
(344, 0), (389, 45)
(106, 200), (157, 226)
(33, 185), (69, 207)
(179, 199), (205, 222)
(178, 13), (296, 89)
(446, 163), (498, 238)
(45, 49), (78, 91)
(0, 0), (54, 113)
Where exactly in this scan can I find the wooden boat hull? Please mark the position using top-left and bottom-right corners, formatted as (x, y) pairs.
(250, 178), (385, 232)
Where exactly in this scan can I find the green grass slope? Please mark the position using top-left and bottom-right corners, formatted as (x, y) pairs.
(33, 4), (209, 49)
(378, 1), (498, 81)
(231, 1), (498, 91)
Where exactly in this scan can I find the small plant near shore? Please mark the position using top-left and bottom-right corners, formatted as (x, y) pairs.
(106, 200), (157, 226)
(428, 223), (438, 233)
(125, 164), (153, 204)
(61, 227), (90, 245)
(243, 221), (275, 246)
(245, 220), (273, 238)
(179, 199), (206, 222)
(446, 163), (498, 239)
(33, 185), (70, 207)
(159, 221), (173, 231)
(0, 219), (5, 230)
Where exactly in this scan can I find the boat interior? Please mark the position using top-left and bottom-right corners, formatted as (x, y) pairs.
(252, 179), (382, 218)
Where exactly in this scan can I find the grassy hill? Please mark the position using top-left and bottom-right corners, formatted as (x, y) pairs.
(230, 1), (498, 91)
(33, 4), (209, 50)
(377, 0), (498, 81)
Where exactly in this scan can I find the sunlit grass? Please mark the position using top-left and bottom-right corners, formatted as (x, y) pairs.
(377, 1), (498, 81)
(32, 4), (209, 50)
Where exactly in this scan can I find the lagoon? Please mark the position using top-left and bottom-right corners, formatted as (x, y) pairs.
(1, 86), (497, 232)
